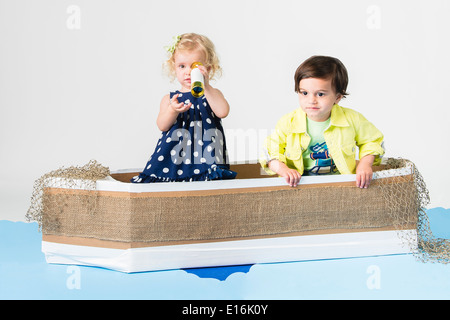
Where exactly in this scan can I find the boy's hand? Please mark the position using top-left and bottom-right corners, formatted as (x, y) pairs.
(281, 168), (302, 187)
(356, 155), (375, 189)
(269, 160), (302, 187)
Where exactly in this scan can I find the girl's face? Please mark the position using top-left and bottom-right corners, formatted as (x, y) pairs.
(173, 49), (206, 92)
(298, 77), (342, 122)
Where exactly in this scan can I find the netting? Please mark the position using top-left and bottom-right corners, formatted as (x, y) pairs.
(25, 160), (110, 231)
(25, 158), (450, 263)
(374, 158), (450, 263)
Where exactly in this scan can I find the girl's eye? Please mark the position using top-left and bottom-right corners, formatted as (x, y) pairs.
(317, 92), (325, 97)
(178, 64), (185, 69)
(301, 91), (308, 96)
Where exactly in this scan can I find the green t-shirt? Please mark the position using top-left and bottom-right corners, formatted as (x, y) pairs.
(302, 117), (339, 175)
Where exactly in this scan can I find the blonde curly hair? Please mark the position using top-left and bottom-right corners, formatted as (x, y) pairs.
(164, 33), (222, 81)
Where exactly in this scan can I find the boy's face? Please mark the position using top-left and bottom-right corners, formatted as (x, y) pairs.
(298, 77), (342, 122)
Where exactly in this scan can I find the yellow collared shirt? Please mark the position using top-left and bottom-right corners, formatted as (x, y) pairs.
(259, 104), (385, 175)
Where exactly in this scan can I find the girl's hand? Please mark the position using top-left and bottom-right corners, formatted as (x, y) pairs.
(194, 64), (230, 119)
(170, 94), (192, 113)
(356, 155), (375, 189)
(196, 64), (210, 87)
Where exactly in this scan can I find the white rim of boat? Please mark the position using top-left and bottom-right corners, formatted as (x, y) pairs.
(45, 159), (412, 193)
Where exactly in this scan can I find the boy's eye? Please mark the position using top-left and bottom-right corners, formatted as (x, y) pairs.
(317, 92), (325, 97)
(301, 91), (308, 96)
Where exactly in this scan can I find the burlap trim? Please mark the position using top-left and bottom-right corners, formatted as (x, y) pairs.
(42, 225), (413, 249)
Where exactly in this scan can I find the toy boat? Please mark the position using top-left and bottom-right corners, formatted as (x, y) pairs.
(40, 160), (418, 273)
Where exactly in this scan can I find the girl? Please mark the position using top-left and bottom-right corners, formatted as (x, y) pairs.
(132, 33), (236, 183)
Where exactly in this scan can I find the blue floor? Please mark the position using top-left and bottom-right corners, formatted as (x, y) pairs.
(1, 207), (450, 300)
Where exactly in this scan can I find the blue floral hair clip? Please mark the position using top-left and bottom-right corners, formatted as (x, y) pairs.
(165, 35), (181, 54)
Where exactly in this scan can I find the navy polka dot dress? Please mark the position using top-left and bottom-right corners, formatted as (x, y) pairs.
(131, 91), (237, 183)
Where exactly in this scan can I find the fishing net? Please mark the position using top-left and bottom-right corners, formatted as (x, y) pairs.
(374, 158), (450, 263)
(25, 160), (110, 232)
(25, 158), (450, 264)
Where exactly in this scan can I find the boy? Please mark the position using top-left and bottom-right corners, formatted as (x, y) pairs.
(259, 55), (384, 188)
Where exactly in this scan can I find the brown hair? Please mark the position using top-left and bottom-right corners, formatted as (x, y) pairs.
(294, 55), (349, 98)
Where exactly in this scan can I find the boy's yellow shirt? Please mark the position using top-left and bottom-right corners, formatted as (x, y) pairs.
(259, 104), (385, 175)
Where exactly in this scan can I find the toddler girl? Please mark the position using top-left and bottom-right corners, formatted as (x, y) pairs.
(132, 33), (236, 183)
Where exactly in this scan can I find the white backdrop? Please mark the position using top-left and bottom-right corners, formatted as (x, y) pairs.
(1, 0), (449, 221)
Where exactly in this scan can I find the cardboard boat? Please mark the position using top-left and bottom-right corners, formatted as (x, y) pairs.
(41, 161), (418, 273)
